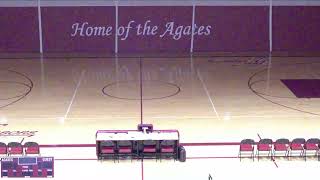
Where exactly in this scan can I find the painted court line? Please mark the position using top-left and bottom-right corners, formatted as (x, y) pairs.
(52, 156), (288, 162)
(257, 133), (262, 140)
(55, 158), (97, 161)
(5, 114), (306, 120)
(39, 142), (241, 148)
(271, 156), (279, 168)
(53, 156), (240, 161)
(141, 159), (144, 180)
(63, 70), (86, 120)
(196, 69), (221, 121)
(256, 133), (279, 168)
(187, 156), (238, 159)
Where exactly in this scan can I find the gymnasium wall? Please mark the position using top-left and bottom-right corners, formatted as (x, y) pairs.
(0, 7), (39, 52)
(0, 0), (320, 55)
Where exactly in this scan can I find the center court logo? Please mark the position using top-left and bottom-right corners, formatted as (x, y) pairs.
(71, 20), (212, 40)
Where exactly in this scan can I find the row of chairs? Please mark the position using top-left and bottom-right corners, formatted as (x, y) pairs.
(98, 140), (177, 162)
(239, 138), (320, 161)
(0, 142), (40, 156)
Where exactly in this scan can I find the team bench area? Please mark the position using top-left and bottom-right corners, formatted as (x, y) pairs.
(95, 124), (186, 162)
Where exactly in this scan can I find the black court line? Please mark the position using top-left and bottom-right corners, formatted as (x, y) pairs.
(271, 156), (279, 168)
(102, 80), (181, 100)
(248, 65), (320, 116)
(140, 58), (143, 124)
(256, 133), (279, 168)
(257, 133), (262, 140)
(0, 69), (34, 109)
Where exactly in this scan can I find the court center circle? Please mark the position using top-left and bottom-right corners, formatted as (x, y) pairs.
(102, 80), (181, 100)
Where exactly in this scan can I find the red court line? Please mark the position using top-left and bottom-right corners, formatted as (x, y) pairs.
(40, 144), (96, 148)
(39, 142), (242, 148)
(53, 156), (240, 161)
(53, 156), (286, 161)
(181, 142), (240, 146)
(54, 156), (282, 161)
(187, 156), (238, 159)
(55, 158), (97, 161)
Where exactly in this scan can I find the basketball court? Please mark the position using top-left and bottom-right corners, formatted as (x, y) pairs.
(0, 56), (320, 179)
(1, 0), (320, 179)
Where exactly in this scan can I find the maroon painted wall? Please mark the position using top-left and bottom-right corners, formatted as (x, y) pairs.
(194, 6), (269, 52)
(273, 6), (320, 52)
(0, 7), (39, 52)
(118, 6), (192, 53)
(41, 6), (115, 53)
(1, 5), (320, 54)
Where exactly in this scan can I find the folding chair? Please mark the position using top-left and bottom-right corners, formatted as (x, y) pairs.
(0, 142), (7, 156)
(142, 140), (158, 160)
(24, 142), (40, 155)
(304, 138), (320, 161)
(99, 141), (116, 162)
(239, 139), (255, 161)
(7, 142), (23, 156)
(159, 140), (176, 161)
(117, 140), (133, 161)
(273, 138), (290, 159)
(289, 138), (305, 159)
(256, 138), (273, 161)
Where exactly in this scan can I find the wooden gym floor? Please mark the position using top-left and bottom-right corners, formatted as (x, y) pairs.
(0, 56), (320, 179)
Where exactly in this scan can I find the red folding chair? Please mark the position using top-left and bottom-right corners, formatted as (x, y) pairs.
(159, 140), (176, 161)
(24, 142), (40, 155)
(0, 142), (7, 156)
(304, 138), (320, 161)
(289, 138), (305, 160)
(117, 140), (133, 161)
(273, 138), (290, 159)
(239, 139), (255, 161)
(99, 141), (116, 162)
(7, 142), (23, 156)
(142, 140), (158, 160)
(256, 138), (273, 161)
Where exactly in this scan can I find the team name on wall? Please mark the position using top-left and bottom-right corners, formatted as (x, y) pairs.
(71, 20), (212, 40)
